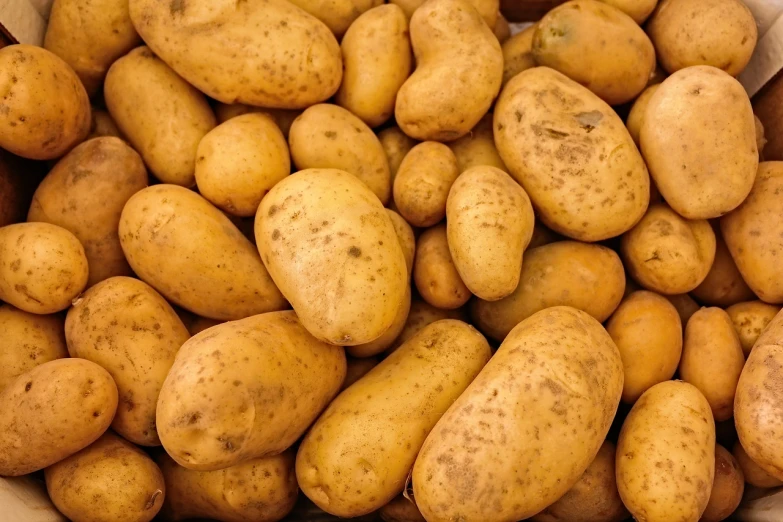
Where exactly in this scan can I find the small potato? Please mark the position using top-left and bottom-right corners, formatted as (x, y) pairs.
(0, 358), (118, 476)
(213, 104), (300, 137)
(501, 24), (536, 86)
(413, 224), (471, 310)
(691, 231), (755, 307)
(448, 114), (508, 172)
(386, 209), (416, 278)
(341, 357), (380, 390)
(287, 0), (382, 37)
(733, 441), (783, 488)
(621, 204), (716, 295)
(726, 301), (782, 357)
(347, 286), (411, 358)
(446, 166), (534, 300)
(493, 13), (511, 43)
(379, 127), (417, 182)
(617, 381), (715, 522)
(0, 45), (90, 160)
(606, 291), (682, 404)
(336, 5), (412, 128)
(45, 432), (165, 522)
(666, 293), (700, 324)
(88, 110), (123, 140)
(380, 495), (426, 522)
(289, 104), (391, 204)
(195, 113), (290, 217)
(0, 222), (89, 314)
(387, 299), (468, 354)
(701, 445), (744, 522)
(599, 0), (657, 23)
(626, 84), (660, 146)
(393, 142), (459, 227)
(472, 241), (625, 341)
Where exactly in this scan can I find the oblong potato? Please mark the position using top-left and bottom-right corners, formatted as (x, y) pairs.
(626, 84), (660, 146)
(599, 0), (657, 23)
(347, 286), (411, 358)
(448, 114), (508, 172)
(726, 300), (782, 357)
(413, 307), (623, 521)
(287, 0), (381, 37)
(701, 444), (744, 522)
(501, 24), (536, 86)
(494, 67), (650, 241)
(379, 127), (417, 182)
(733, 441), (783, 488)
(413, 224), (471, 310)
(691, 230), (755, 307)
(386, 209), (416, 278)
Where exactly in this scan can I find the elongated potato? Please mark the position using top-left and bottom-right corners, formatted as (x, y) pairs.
(691, 230), (755, 306)
(701, 444), (744, 522)
(626, 84), (660, 146)
(386, 209), (415, 278)
(413, 224), (471, 310)
(393, 142), (459, 227)
(379, 127), (417, 182)
(501, 24), (536, 86)
(733, 441), (783, 488)
(726, 301), (782, 357)
(388, 299), (468, 354)
(348, 286), (411, 358)
(448, 114), (508, 172)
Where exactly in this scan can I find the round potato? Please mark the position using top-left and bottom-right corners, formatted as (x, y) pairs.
(348, 285), (412, 358)
(379, 127), (417, 182)
(726, 301), (782, 357)
(626, 84), (660, 146)
(287, 0), (381, 37)
(701, 444), (744, 522)
(733, 441), (783, 488)
(387, 299), (468, 354)
(380, 495), (426, 522)
(501, 24), (536, 86)
(341, 357), (380, 390)
(599, 0), (657, 23)
(386, 209), (416, 278)
(691, 230), (755, 307)
(448, 114), (508, 172)
(413, 224), (471, 310)
(666, 293), (700, 324)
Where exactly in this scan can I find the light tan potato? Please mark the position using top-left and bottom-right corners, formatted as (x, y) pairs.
(0, 45), (90, 160)
(45, 432), (165, 522)
(120, 185), (285, 321)
(348, 286), (411, 358)
(88, 109), (123, 140)
(599, 0), (657, 23)
(105, 47), (215, 187)
(495, 67), (650, 241)
(28, 137), (147, 287)
(414, 224), (471, 310)
(446, 166), (534, 300)
(380, 495), (426, 522)
(257, 169), (407, 345)
(448, 114), (508, 172)
(0, 358), (117, 476)
(647, 0), (757, 76)
(472, 241), (625, 341)
(641, 66), (758, 219)
(341, 357), (380, 390)
(617, 381), (715, 522)
(0, 222), (89, 314)
(726, 301), (782, 357)
(621, 204), (716, 295)
(289, 104), (391, 204)
(393, 142), (459, 227)
(387, 299), (468, 354)
(390, 0), (500, 27)
(395, 0), (503, 141)
(213, 104), (300, 137)
(386, 209), (416, 278)
(158, 450), (297, 522)
(501, 24), (536, 86)
(336, 5), (412, 128)
(379, 127), (417, 183)
(755, 115), (767, 158)
(691, 230), (755, 307)
(157, 311), (346, 470)
(701, 444), (744, 522)
(733, 441), (783, 488)
(666, 293), (700, 324)
(493, 13), (511, 43)
(414, 307), (623, 521)
(606, 290), (683, 404)
(626, 84), (660, 146)
(286, 0), (382, 37)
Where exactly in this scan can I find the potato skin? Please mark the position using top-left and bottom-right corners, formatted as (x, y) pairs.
(347, 286), (412, 358)
(666, 293), (700, 324)
(341, 357), (380, 390)
(733, 441), (783, 488)
(626, 84), (659, 147)
(88, 109), (123, 140)
(391, 0), (499, 27)
(726, 301), (782, 357)
(0, 358), (118, 476)
(501, 24), (536, 86)
(287, 0), (382, 36)
(388, 299), (468, 354)
(701, 444), (744, 522)
(691, 231), (755, 307)
(599, 0), (657, 23)
(414, 224), (471, 310)
(414, 307), (623, 521)
(494, 67), (649, 241)
(386, 209), (416, 278)
(448, 114), (508, 172)
(379, 127), (417, 181)
(0, 45), (90, 160)
(45, 432), (165, 522)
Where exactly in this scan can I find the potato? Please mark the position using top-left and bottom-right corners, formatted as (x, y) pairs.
(388, 299), (467, 354)
(158, 450), (297, 522)
(348, 286), (411, 358)
(493, 13), (511, 43)
(647, 0), (757, 76)
(289, 104), (391, 204)
(88, 109), (123, 140)
(691, 231), (755, 307)
(472, 241), (625, 341)
(755, 115), (767, 158)
(390, 0), (500, 27)
(286, 0), (381, 36)
(532, 0), (655, 105)
(157, 311), (346, 470)
(726, 301), (782, 357)
(213, 104), (300, 137)
(297, 320), (490, 516)
(495, 67), (649, 241)
(44, 0), (141, 96)
(393, 142), (459, 227)
(606, 290), (682, 404)
(0, 358), (117, 476)
(0, 45), (90, 160)
(666, 293), (700, 324)
(395, 0), (503, 141)
(616, 381), (715, 522)
(448, 114), (508, 172)
(120, 185), (285, 321)
(528, 222), (563, 249)
(0, 222), (89, 314)
(701, 444), (744, 522)
(414, 307), (623, 520)
(414, 224), (471, 310)
(0, 304), (66, 393)
(641, 66), (758, 219)
(531, 441), (629, 522)
(128, 0), (341, 109)
(733, 441), (783, 488)
(185, 316), (223, 337)
(599, 0), (657, 23)
(380, 495), (426, 522)
(626, 84), (660, 146)
(721, 163), (783, 303)
(379, 127), (417, 182)
(621, 204), (716, 295)
(44, 432), (165, 522)
(386, 209), (416, 278)
(28, 137), (147, 287)
(446, 166), (534, 300)
(501, 24), (536, 86)
(336, 5), (412, 128)
(342, 357), (380, 390)
(257, 169), (407, 345)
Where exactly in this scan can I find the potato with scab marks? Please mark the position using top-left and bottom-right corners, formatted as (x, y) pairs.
(448, 114), (508, 173)
(387, 299), (468, 354)
(701, 444), (744, 522)
(380, 495), (426, 522)
(386, 209), (415, 278)
(414, 224), (472, 310)
(626, 84), (660, 146)
(379, 127), (417, 183)
(726, 301), (782, 357)
(348, 286), (411, 358)
(501, 24), (536, 86)
(691, 229), (755, 307)
(599, 0), (657, 23)
(733, 441), (783, 488)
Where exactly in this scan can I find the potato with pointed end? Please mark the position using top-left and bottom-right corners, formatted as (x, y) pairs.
(414, 224), (472, 310)
(726, 301), (782, 357)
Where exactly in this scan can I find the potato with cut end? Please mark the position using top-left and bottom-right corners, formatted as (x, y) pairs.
(733, 441), (783, 488)
(701, 444), (744, 522)
(691, 230), (755, 307)
(626, 84), (660, 146)
(386, 209), (416, 278)
(501, 24), (536, 86)
(726, 301), (782, 357)
(379, 127), (417, 182)
(448, 114), (508, 172)
(414, 224), (472, 310)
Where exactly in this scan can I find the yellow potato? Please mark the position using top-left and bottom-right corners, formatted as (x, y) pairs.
(183, 315), (223, 337)
(701, 444), (744, 522)
(380, 495), (426, 522)
(733, 441), (783, 488)
(393, 142), (459, 227)
(528, 222), (563, 249)
(213, 104), (300, 137)
(691, 230), (755, 307)
(599, 0), (657, 23)
(386, 209), (416, 278)
(390, 0), (500, 27)
(341, 357), (380, 390)
(493, 13), (511, 43)
(387, 299), (468, 354)
(666, 293), (700, 324)
(448, 114), (508, 172)
(626, 84), (660, 146)
(88, 109), (123, 140)
(379, 127), (417, 182)
(501, 24), (536, 86)
(287, 0), (381, 36)
(348, 285), (411, 358)
(413, 224), (471, 310)
(726, 300), (782, 357)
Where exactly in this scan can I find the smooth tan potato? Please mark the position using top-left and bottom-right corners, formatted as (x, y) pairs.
(390, 0), (500, 26)
(446, 166), (534, 300)
(380, 495), (426, 522)
(726, 301), (782, 357)
(395, 0), (503, 141)
(641, 66), (758, 219)
(599, 0), (657, 23)
(341, 357), (380, 390)
(348, 286), (412, 358)
(0, 358), (117, 476)
(617, 381), (716, 522)
(105, 47), (215, 186)
(501, 24), (536, 86)
(386, 209), (415, 278)
(379, 127), (417, 182)
(387, 299), (468, 354)
(495, 67), (649, 241)
(45, 432), (165, 522)
(733, 441), (783, 488)
(473, 241), (625, 341)
(393, 142), (459, 227)
(414, 307), (623, 521)
(448, 114), (508, 172)
(493, 13), (511, 43)
(666, 293), (700, 324)
(0, 45), (90, 160)
(88, 109), (123, 140)
(691, 231), (755, 307)
(287, 0), (382, 37)
(414, 224), (471, 310)
(213, 104), (300, 137)
(626, 84), (660, 146)
(701, 445), (744, 522)
(0, 222), (89, 314)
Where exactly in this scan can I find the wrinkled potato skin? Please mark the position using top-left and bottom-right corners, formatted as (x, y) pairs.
(380, 495), (426, 522)
(666, 293), (700, 324)
(347, 285), (411, 358)
(726, 301), (782, 357)
(599, 0), (657, 23)
(386, 209), (416, 278)
(379, 127), (417, 182)
(501, 24), (536, 86)
(0, 358), (118, 476)
(388, 299), (467, 354)
(701, 445), (744, 522)
(88, 110), (124, 140)
(45, 432), (165, 522)
(691, 231), (755, 307)
(448, 114), (508, 172)
(413, 224), (471, 310)
(393, 142), (459, 227)
(626, 84), (660, 146)
(733, 441), (783, 488)
(287, 0), (382, 37)
(341, 357), (380, 390)
(390, 0), (500, 27)
(495, 67), (649, 241)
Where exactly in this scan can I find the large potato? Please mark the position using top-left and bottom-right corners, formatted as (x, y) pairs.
(0, 222), (89, 314)
(617, 381), (715, 522)
(379, 127), (417, 181)
(501, 24), (536, 86)
(119, 185), (286, 321)
(494, 67), (649, 241)
(641, 66), (758, 219)
(626, 84), (660, 146)
(413, 307), (623, 521)
(472, 241), (625, 341)
(287, 0), (381, 36)
(390, 0), (499, 26)
(701, 444), (744, 522)
(726, 300), (782, 357)
(393, 142), (459, 227)
(599, 0), (657, 23)
(413, 224), (471, 310)
(733, 441), (783, 488)
(157, 311), (346, 470)
(395, 0), (502, 141)
(691, 229), (755, 306)
(388, 299), (468, 354)
(448, 114), (508, 172)
(297, 320), (491, 517)
(256, 169), (407, 345)
(0, 358), (117, 476)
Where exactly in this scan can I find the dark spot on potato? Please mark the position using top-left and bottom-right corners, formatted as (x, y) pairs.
(92, 411), (100, 417)
(324, 131), (337, 139)
(272, 229), (281, 240)
(24, 382), (32, 392)
(169, 0), (185, 14)
(268, 205), (279, 217)
(348, 246), (362, 257)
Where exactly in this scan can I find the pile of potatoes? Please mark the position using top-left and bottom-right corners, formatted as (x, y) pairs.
(0, 0), (780, 520)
